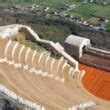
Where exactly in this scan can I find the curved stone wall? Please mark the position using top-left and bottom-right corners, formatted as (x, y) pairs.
(0, 24), (79, 72)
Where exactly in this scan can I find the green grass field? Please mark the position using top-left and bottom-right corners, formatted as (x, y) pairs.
(68, 3), (110, 19)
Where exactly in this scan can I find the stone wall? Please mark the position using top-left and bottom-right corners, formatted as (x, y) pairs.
(0, 24), (79, 71)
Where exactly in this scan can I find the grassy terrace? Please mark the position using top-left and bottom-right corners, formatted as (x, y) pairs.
(17, 39), (46, 52)
(17, 39), (62, 59)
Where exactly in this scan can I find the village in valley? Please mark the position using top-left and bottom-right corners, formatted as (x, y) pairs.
(1, 0), (110, 31)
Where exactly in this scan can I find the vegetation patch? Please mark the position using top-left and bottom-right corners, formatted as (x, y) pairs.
(17, 39), (46, 52)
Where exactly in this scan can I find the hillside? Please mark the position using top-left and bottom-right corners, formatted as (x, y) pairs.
(0, 0), (109, 50)
(0, 11), (109, 51)
(0, 0), (110, 19)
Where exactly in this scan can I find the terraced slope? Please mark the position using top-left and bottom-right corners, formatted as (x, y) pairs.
(0, 39), (97, 109)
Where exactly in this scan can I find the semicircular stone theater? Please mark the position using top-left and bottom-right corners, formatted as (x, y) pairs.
(0, 24), (110, 110)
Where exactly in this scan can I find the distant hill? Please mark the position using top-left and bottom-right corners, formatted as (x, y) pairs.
(0, 0), (81, 3)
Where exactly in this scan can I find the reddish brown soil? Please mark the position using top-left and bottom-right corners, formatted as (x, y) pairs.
(80, 64), (110, 100)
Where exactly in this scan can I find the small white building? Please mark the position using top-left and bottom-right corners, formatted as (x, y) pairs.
(64, 35), (91, 58)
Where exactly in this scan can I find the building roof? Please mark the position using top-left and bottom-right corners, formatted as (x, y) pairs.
(65, 35), (90, 47)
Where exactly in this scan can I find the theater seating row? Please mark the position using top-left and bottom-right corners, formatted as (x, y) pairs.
(0, 39), (96, 110)
(0, 40), (76, 83)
